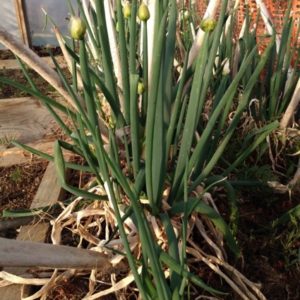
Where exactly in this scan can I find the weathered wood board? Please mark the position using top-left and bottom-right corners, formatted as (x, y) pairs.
(0, 162), (65, 300)
(0, 55), (66, 70)
(0, 140), (74, 168)
(0, 97), (57, 149)
(14, 0), (30, 46)
(0, 141), (53, 167)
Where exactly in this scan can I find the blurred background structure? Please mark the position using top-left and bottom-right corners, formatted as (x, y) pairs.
(196, 0), (300, 49)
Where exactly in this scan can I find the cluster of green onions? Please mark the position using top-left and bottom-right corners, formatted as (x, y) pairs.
(1, 0), (299, 298)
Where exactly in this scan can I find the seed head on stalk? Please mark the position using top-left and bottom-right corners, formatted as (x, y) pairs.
(137, 81), (145, 95)
(123, 3), (132, 19)
(70, 16), (86, 40)
(138, 2), (150, 22)
(200, 18), (217, 32)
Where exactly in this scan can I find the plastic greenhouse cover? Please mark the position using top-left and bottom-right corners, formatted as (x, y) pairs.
(25, 0), (78, 46)
(0, 0), (77, 48)
(0, 0), (20, 49)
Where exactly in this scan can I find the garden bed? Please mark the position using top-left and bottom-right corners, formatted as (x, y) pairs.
(0, 49), (75, 299)
(0, 2), (300, 298)
(0, 161), (48, 223)
(227, 188), (300, 299)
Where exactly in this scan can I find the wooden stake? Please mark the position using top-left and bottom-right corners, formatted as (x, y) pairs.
(0, 238), (110, 270)
(0, 27), (78, 111)
(14, 0), (30, 46)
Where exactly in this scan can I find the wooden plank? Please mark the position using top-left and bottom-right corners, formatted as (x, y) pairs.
(0, 162), (66, 300)
(0, 141), (53, 167)
(0, 238), (110, 269)
(0, 139), (75, 168)
(0, 97), (57, 149)
(0, 55), (66, 70)
(14, 0), (30, 46)
(0, 96), (73, 167)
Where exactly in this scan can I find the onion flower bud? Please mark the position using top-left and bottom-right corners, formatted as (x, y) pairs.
(123, 3), (131, 19)
(200, 18), (217, 32)
(138, 3), (150, 22)
(137, 82), (145, 95)
(70, 16), (86, 40)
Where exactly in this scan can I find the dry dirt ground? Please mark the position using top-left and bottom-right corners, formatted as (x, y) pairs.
(0, 160), (48, 213)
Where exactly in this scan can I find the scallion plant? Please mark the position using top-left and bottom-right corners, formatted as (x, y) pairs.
(1, 0), (291, 298)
